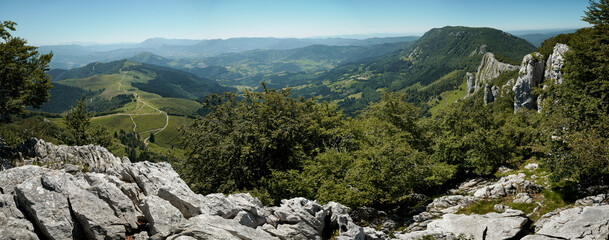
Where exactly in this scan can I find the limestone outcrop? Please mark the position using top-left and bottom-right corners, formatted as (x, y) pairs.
(543, 43), (570, 85)
(524, 205), (609, 239)
(465, 52), (518, 102)
(0, 139), (373, 240)
(513, 52), (546, 112)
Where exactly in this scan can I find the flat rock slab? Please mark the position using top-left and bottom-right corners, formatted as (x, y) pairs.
(426, 210), (528, 240)
(535, 205), (609, 239)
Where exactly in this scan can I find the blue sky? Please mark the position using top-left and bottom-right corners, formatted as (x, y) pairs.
(0, 0), (591, 45)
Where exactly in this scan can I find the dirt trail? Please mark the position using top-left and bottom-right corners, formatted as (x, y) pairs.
(92, 71), (169, 145)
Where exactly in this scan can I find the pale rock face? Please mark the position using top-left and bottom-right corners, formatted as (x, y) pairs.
(513, 52), (545, 112)
(466, 72), (476, 96)
(141, 195), (185, 237)
(0, 139), (370, 240)
(426, 210), (528, 240)
(475, 53), (519, 92)
(530, 206), (609, 239)
(0, 193), (38, 240)
(13, 138), (123, 173)
(544, 43), (570, 85)
(15, 172), (76, 240)
(473, 173), (541, 199)
(465, 52), (518, 102)
(538, 43), (570, 112)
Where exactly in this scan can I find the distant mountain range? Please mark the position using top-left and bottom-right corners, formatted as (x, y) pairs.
(40, 36), (419, 69)
(512, 29), (577, 46)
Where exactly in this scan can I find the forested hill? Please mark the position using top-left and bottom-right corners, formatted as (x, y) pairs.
(39, 59), (235, 114)
(294, 26), (537, 114)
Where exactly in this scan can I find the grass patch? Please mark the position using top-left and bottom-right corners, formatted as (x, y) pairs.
(91, 115), (134, 133)
(154, 116), (194, 148)
(428, 80), (467, 117)
(132, 114), (166, 134)
(148, 98), (202, 116)
(457, 199), (502, 215)
(527, 189), (569, 221)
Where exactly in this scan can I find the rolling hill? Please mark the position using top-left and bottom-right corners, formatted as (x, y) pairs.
(40, 59), (235, 115)
(291, 26), (537, 114)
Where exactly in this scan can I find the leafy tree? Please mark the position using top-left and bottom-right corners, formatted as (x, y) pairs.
(540, 0), (609, 184)
(300, 93), (455, 208)
(149, 132), (155, 143)
(63, 95), (91, 146)
(180, 84), (344, 196)
(0, 21), (53, 122)
(62, 95), (111, 147)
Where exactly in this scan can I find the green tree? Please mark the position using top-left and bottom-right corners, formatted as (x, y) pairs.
(540, 0), (609, 184)
(180, 84), (344, 197)
(149, 132), (155, 143)
(0, 21), (53, 122)
(301, 93), (455, 208)
(63, 95), (91, 145)
(63, 95), (111, 147)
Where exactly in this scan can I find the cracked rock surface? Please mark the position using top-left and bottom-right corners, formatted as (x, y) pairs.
(0, 139), (371, 239)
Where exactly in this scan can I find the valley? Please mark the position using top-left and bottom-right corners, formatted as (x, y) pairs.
(24, 26), (567, 161)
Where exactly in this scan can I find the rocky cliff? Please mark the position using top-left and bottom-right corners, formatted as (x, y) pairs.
(465, 43), (570, 112)
(512, 52), (546, 112)
(0, 139), (381, 240)
(465, 52), (518, 103)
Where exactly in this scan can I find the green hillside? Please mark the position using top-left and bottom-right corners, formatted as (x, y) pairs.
(293, 26), (536, 114)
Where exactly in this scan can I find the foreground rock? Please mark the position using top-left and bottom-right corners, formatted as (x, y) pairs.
(398, 210), (528, 240)
(0, 139), (369, 239)
(524, 205), (609, 239)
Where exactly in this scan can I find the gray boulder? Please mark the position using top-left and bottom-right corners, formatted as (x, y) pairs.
(12, 138), (123, 173)
(141, 195), (185, 237)
(425, 209), (528, 240)
(473, 173), (541, 198)
(394, 230), (458, 240)
(513, 52), (545, 112)
(426, 195), (478, 215)
(84, 172), (141, 229)
(169, 214), (279, 240)
(264, 198), (328, 239)
(40, 170), (126, 240)
(532, 205), (609, 239)
(15, 173), (75, 240)
(119, 161), (190, 197)
(575, 193), (609, 206)
(0, 193), (38, 240)
(0, 165), (49, 195)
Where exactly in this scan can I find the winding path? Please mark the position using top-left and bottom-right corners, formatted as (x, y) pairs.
(92, 70), (169, 145)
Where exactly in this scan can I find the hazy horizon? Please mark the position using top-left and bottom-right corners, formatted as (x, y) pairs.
(1, 0), (590, 46)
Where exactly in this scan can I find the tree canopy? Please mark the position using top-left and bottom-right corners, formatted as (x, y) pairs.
(0, 21), (53, 122)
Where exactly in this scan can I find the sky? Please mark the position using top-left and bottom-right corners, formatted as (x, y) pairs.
(0, 0), (592, 46)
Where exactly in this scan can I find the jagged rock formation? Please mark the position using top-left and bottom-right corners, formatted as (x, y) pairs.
(393, 168), (609, 239)
(543, 43), (570, 85)
(537, 43), (570, 112)
(465, 53), (518, 102)
(512, 53), (546, 112)
(463, 43), (570, 112)
(0, 139), (379, 240)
